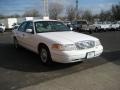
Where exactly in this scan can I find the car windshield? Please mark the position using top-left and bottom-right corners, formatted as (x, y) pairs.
(35, 21), (70, 33)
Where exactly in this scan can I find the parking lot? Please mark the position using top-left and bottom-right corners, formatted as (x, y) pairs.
(0, 31), (120, 90)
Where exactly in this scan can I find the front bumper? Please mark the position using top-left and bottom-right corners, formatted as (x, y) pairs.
(51, 45), (103, 63)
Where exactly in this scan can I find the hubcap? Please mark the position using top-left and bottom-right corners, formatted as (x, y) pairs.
(40, 48), (48, 63)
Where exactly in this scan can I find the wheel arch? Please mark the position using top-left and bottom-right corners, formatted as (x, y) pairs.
(37, 43), (52, 64)
(37, 43), (50, 53)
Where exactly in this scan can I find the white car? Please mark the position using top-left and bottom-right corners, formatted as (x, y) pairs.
(12, 23), (21, 31)
(95, 22), (111, 31)
(89, 24), (101, 32)
(111, 22), (120, 30)
(71, 20), (90, 31)
(0, 23), (5, 33)
(12, 20), (103, 64)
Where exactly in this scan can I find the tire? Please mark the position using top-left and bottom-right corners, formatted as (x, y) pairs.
(89, 29), (92, 34)
(39, 45), (52, 65)
(0, 28), (4, 33)
(95, 27), (98, 32)
(13, 37), (19, 49)
(2, 30), (4, 33)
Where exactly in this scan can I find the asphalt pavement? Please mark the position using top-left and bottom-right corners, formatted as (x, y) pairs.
(0, 31), (120, 90)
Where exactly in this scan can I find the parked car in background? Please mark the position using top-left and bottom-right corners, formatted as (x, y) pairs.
(12, 25), (20, 31)
(63, 21), (71, 26)
(12, 19), (103, 64)
(117, 21), (120, 30)
(63, 21), (73, 30)
(0, 23), (5, 33)
(95, 22), (112, 31)
(71, 20), (90, 31)
(111, 21), (120, 31)
(111, 22), (120, 31)
(12, 23), (21, 31)
(90, 22), (102, 32)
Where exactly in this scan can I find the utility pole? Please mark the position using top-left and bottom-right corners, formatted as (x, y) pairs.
(75, 0), (78, 20)
(43, 0), (49, 19)
(76, 0), (78, 12)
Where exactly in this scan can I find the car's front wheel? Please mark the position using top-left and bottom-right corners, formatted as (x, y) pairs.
(39, 45), (52, 65)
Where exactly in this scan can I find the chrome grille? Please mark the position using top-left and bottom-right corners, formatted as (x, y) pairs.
(75, 40), (95, 50)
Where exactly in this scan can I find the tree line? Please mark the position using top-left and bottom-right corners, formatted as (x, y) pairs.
(0, 2), (120, 22)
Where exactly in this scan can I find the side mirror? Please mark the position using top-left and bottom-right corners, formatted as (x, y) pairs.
(26, 29), (33, 33)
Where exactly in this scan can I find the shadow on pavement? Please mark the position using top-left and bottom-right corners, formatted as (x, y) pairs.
(101, 51), (120, 65)
(0, 43), (81, 72)
(0, 43), (119, 73)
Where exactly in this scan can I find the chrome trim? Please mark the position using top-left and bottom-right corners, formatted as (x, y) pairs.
(75, 40), (95, 50)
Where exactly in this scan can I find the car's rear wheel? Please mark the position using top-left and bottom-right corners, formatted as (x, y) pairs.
(13, 38), (19, 49)
(39, 45), (52, 65)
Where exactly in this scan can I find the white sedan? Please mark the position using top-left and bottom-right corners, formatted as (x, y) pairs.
(94, 22), (111, 31)
(12, 20), (103, 64)
(111, 22), (120, 30)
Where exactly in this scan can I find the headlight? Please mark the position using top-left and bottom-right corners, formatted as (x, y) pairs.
(51, 44), (77, 51)
(95, 40), (101, 46)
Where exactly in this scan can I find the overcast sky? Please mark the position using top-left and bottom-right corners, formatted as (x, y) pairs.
(0, 0), (119, 15)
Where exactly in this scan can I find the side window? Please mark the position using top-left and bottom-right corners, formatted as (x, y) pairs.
(26, 22), (33, 30)
(18, 22), (27, 32)
(25, 22), (34, 33)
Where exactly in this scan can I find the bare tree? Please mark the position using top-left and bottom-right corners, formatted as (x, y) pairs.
(111, 2), (120, 21)
(49, 2), (63, 20)
(81, 10), (93, 22)
(23, 9), (40, 17)
(9, 14), (21, 18)
(0, 14), (4, 19)
(98, 10), (112, 21)
(66, 6), (76, 21)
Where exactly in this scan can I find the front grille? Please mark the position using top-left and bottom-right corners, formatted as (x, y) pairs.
(75, 40), (95, 50)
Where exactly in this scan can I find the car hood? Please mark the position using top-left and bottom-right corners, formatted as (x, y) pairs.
(37, 31), (98, 44)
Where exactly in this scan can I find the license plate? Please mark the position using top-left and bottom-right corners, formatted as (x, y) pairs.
(86, 51), (95, 59)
